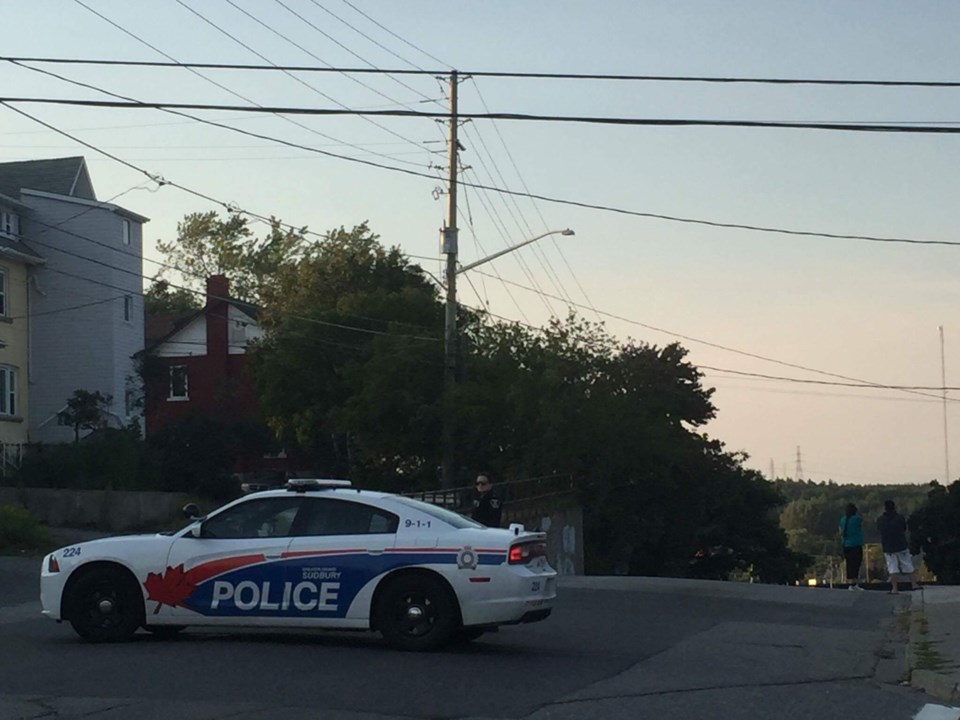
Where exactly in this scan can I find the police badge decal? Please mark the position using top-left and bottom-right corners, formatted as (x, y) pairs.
(457, 546), (478, 570)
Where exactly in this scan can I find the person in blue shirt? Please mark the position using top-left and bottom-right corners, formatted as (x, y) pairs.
(839, 503), (864, 589)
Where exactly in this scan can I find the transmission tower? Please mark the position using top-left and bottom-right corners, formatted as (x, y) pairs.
(795, 446), (803, 481)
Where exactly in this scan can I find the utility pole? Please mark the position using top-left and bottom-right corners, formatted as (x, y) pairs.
(940, 325), (950, 484)
(441, 70), (460, 489)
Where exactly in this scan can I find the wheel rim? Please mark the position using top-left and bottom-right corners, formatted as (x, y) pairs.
(395, 590), (437, 638)
(80, 581), (127, 630)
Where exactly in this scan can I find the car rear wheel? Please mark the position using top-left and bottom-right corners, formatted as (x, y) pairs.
(378, 575), (457, 651)
(67, 567), (144, 643)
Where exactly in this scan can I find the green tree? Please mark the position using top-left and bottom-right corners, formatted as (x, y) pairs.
(57, 390), (112, 442)
(249, 222), (443, 486)
(144, 278), (201, 315)
(156, 211), (313, 302)
(909, 481), (960, 583)
(242, 221), (806, 582)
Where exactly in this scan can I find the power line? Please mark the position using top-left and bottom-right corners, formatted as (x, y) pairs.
(701, 365), (960, 392)
(469, 268), (953, 403)
(6, 91), (959, 253)
(10, 96), (960, 134)
(270, 0), (440, 107)
(332, 11), (572, 321)
(7, 56), (960, 86)
(339, 1), (448, 68)
(310, 1), (432, 74)
(168, 0), (432, 164)
(469, 77), (599, 319)
(459, 122), (573, 309)
(68, 1), (425, 170)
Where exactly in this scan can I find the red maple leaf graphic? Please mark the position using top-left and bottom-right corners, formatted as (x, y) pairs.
(143, 564), (197, 614)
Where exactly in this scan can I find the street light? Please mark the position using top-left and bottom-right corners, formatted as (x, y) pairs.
(457, 229), (575, 274)
(440, 228), (575, 488)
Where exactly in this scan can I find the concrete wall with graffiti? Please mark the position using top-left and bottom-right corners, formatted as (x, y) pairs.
(504, 499), (584, 576)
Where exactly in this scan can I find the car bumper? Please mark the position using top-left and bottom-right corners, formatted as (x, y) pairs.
(40, 555), (67, 621)
(459, 566), (557, 627)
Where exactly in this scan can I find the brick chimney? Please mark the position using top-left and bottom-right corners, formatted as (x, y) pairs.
(206, 275), (229, 366)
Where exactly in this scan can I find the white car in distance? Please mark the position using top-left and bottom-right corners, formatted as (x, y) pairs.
(39, 479), (557, 650)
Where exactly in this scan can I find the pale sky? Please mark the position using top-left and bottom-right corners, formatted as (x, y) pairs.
(2, 1), (960, 486)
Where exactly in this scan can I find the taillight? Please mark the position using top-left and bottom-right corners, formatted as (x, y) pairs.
(47, 555), (60, 573)
(508, 541), (547, 565)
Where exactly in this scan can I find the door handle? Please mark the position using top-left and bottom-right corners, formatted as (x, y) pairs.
(367, 549), (384, 556)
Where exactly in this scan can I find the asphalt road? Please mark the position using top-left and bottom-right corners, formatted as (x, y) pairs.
(0, 556), (944, 720)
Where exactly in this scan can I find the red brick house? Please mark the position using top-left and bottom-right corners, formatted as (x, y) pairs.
(143, 275), (284, 478)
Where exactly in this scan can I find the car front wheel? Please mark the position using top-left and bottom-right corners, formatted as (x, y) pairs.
(378, 575), (457, 651)
(66, 567), (144, 643)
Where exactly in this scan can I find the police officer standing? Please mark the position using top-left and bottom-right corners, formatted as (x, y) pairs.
(471, 472), (502, 527)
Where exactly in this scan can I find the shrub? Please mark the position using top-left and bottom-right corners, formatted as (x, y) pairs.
(0, 504), (51, 553)
(12, 429), (161, 491)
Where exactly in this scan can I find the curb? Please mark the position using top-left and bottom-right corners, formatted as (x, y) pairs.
(908, 593), (960, 704)
(912, 669), (960, 705)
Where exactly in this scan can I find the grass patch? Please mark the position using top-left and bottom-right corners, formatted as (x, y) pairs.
(0, 504), (52, 555)
(915, 639), (950, 671)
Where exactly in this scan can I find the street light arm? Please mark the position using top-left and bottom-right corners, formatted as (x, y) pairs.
(456, 228), (574, 274)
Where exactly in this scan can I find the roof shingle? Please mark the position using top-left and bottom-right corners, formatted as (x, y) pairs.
(0, 157), (96, 200)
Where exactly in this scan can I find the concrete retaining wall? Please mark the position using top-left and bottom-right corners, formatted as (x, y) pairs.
(505, 498), (584, 576)
(0, 487), (189, 532)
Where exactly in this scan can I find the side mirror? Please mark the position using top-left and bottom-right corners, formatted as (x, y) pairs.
(182, 503), (202, 520)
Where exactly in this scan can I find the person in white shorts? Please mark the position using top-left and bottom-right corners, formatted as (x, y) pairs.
(876, 499), (919, 594)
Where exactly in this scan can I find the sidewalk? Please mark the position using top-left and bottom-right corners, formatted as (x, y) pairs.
(909, 586), (960, 704)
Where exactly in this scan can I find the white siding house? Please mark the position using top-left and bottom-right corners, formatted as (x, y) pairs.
(0, 157), (148, 443)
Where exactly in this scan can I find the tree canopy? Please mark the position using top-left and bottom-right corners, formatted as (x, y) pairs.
(57, 389), (112, 442)
(154, 211), (314, 303)
(242, 222), (804, 581)
(143, 278), (201, 315)
(145, 211), (807, 582)
(908, 480), (960, 583)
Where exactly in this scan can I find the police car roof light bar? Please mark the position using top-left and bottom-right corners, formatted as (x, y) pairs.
(286, 478), (353, 492)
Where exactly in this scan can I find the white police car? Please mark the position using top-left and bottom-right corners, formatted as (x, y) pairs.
(39, 480), (557, 650)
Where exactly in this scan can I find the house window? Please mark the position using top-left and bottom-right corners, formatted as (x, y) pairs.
(0, 267), (6, 317)
(169, 365), (188, 400)
(121, 219), (131, 245)
(0, 366), (17, 416)
(0, 210), (18, 239)
(123, 295), (132, 322)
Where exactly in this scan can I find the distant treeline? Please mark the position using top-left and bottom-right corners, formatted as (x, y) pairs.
(775, 478), (930, 556)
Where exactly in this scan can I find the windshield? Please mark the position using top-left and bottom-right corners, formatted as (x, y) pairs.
(392, 497), (485, 530)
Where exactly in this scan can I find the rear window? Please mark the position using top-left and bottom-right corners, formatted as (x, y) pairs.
(392, 497), (484, 530)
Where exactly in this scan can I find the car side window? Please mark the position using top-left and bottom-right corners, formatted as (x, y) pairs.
(295, 498), (399, 536)
(201, 498), (303, 539)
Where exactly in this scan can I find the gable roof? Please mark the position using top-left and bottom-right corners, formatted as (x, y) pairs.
(0, 157), (96, 201)
(144, 301), (261, 354)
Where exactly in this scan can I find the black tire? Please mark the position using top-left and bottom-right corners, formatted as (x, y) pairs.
(378, 574), (458, 651)
(143, 625), (185, 639)
(66, 567), (144, 643)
